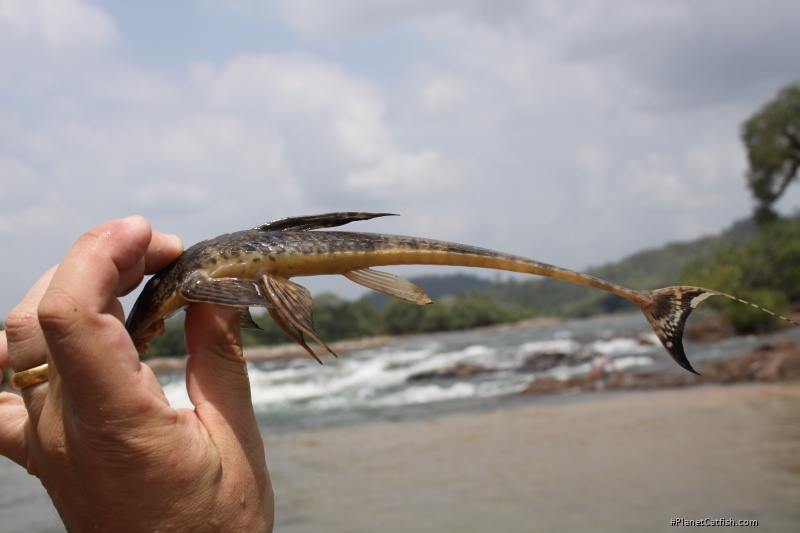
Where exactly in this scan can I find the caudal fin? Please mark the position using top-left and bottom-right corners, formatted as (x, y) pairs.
(639, 286), (798, 375)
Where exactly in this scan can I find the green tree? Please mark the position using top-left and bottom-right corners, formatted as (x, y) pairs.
(145, 317), (188, 357)
(311, 293), (379, 340)
(380, 299), (428, 335)
(683, 216), (800, 332)
(447, 292), (514, 329)
(742, 83), (800, 224)
(378, 290), (535, 335)
(684, 255), (786, 333)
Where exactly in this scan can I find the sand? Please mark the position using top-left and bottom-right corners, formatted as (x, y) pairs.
(2, 382), (799, 532)
(266, 383), (800, 533)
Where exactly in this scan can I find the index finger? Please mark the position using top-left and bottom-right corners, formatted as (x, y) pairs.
(119, 227), (183, 298)
(37, 216), (182, 417)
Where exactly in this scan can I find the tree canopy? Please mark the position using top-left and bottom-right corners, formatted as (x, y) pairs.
(683, 215), (800, 332)
(742, 83), (800, 223)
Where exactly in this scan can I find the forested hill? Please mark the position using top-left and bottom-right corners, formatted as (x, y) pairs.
(362, 217), (761, 318)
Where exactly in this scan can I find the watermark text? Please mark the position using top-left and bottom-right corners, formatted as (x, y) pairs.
(670, 517), (758, 527)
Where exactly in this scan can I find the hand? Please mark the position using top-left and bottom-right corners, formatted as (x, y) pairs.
(0, 216), (274, 532)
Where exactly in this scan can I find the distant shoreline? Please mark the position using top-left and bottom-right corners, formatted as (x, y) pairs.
(142, 313), (800, 400)
(144, 315), (564, 372)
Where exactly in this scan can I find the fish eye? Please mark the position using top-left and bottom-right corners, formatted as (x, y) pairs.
(147, 278), (161, 290)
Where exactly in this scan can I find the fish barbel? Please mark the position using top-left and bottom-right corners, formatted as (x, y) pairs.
(126, 212), (796, 374)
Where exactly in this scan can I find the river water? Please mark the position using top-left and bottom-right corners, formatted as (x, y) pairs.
(161, 312), (800, 433)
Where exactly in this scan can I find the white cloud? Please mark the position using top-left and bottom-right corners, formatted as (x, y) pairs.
(576, 146), (609, 180)
(0, 157), (41, 210)
(550, 0), (800, 108)
(264, 0), (543, 41)
(273, 0), (456, 39)
(345, 149), (459, 198)
(84, 64), (180, 106)
(198, 53), (390, 162)
(130, 182), (213, 214)
(415, 70), (471, 115)
(0, 0), (116, 66)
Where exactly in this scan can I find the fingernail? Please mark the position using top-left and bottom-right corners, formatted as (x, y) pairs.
(121, 215), (147, 229)
(170, 234), (184, 251)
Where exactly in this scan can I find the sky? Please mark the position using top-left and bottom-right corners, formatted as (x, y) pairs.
(1, 0), (800, 313)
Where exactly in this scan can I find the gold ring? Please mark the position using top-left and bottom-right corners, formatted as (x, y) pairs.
(10, 363), (50, 390)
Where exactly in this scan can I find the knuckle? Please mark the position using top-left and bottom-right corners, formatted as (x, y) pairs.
(211, 333), (246, 365)
(5, 302), (49, 370)
(80, 222), (117, 247)
(4, 307), (41, 344)
(37, 287), (82, 339)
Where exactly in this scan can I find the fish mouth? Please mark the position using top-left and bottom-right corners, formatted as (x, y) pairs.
(126, 276), (186, 355)
(129, 319), (165, 355)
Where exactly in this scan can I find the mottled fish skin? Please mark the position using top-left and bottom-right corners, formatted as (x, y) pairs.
(125, 212), (798, 374)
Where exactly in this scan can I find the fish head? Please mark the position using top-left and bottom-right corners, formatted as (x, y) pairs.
(125, 267), (188, 355)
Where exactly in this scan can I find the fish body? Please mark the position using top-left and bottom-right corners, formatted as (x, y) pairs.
(126, 212), (794, 373)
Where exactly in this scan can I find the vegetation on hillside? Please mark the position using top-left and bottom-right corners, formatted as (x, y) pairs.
(683, 215), (800, 332)
(364, 273), (491, 309)
(484, 217), (759, 318)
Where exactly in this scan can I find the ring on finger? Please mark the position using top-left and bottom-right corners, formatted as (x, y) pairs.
(10, 363), (50, 390)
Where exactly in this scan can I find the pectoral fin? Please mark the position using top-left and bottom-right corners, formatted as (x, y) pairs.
(263, 274), (337, 359)
(343, 268), (432, 305)
(181, 271), (273, 308)
(267, 307), (323, 364)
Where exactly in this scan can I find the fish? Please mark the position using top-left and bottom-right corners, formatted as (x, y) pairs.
(125, 212), (797, 374)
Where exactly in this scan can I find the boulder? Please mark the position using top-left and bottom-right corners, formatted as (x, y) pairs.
(700, 337), (800, 382)
(683, 314), (737, 342)
(518, 351), (571, 372)
(407, 362), (489, 382)
(521, 376), (578, 394)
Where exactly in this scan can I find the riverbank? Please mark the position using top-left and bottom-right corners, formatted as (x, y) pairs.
(266, 381), (800, 532)
(3, 380), (799, 532)
(521, 336), (800, 394)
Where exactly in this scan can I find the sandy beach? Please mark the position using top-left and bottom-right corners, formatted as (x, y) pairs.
(2, 381), (799, 532)
(266, 382), (800, 532)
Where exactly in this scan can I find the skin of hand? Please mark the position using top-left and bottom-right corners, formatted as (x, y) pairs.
(0, 216), (274, 532)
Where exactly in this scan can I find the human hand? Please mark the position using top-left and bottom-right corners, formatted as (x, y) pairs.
(0, 216), (274, 532)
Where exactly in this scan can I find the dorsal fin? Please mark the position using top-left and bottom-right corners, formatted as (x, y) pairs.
(254, 212), (397, 232)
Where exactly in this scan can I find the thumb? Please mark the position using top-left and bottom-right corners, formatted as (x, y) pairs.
(183, 303), (261, 446)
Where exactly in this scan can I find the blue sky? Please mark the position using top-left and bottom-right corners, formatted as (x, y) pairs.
(1, 0), (800, 312)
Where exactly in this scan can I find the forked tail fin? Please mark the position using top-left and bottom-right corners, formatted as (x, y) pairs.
(639, 286), (799, 375)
